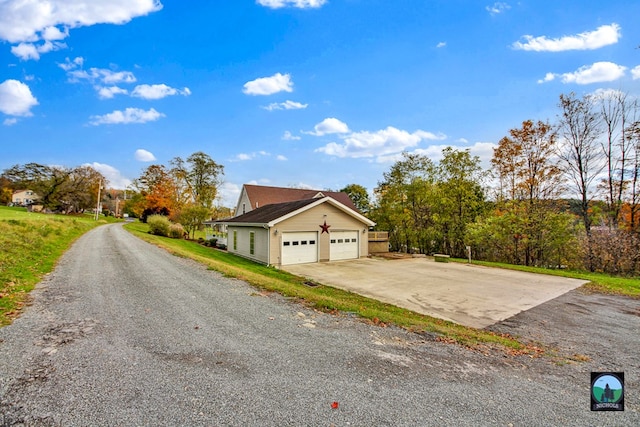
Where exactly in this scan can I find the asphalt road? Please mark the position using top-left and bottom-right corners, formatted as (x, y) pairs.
(0, 223), (638, 426)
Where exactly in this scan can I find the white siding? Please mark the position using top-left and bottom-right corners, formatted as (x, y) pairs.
(228, 226), (269, 264)
(234, 188), (252, 217)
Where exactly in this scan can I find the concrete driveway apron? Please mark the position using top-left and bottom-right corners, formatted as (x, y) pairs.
(283, 258), (588, 328)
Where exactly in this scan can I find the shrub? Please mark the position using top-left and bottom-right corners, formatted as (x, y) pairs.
(147, 215), (171, 237)
(169, 223), (185, 239)
(141, 207), (170, 223)
(177, 205), (211, 239)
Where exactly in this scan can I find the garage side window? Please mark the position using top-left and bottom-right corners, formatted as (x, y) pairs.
(250, 232), (255, 255)
(233, 230), (237, 250)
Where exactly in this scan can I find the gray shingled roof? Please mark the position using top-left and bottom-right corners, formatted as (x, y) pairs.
(222, 198), (319, 224)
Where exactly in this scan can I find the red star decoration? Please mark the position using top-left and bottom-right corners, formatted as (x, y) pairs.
(319, 220), (331, 234)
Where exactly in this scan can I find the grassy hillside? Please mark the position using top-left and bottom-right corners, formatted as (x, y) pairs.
(0, 207), (115, 325)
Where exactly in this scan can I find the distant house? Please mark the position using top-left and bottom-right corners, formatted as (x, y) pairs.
(217, 184), (375, 267)
(11, 190), (40, 207)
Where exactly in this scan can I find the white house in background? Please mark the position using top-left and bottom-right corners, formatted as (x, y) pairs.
(218, 186), (375, 267)
(11, 190), (40, 206)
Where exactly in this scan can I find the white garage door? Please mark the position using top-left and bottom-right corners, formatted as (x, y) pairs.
(330, 231), (359, 261)
(282, 232), (318, 265)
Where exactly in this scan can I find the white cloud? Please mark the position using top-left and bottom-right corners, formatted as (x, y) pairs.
(589, 89), (640, 117)
(276, 155), (288, 161)
(316, 126), (447, 161)
(68, 68), (137, 84)
(0, 0), (163, 44)
(632, 66), (640, 80)
(10, 43), (37, 60)
(436, 42), (446, 48)
(486, 2), (510, 16)
(217, 182), (241, 207)
(414, 142), (496, 169)
(10, 40), (66, 60)
(89, 107), (164, 125)
(61, 61), (168, 100)
(134, 149), (156, 162)
(414, 130), (448, 141)
(256, 0), (327, 9)
(3, 118), (18, 126)
(307, 117), (350, 136)
(83, 162), (131, 189)
(468, 142), (498, 166)
(42, 26), (69, 41)
(96, 86), (128, 99)
(59, 56), (84, 71)
(537, 72), (557, 84)
(243, 73), (293, 96)
(0, 79), (39, 116)
(513, 23), (621, 52)
(262, 100), (308, 111)
(131, 84), (191, 100)
(232, 151), (270, 162)
(559, 62), (627, 84)
(282, 131), (301, 141)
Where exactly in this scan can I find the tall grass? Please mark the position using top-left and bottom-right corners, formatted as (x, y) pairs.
(0, 207), (115, 325)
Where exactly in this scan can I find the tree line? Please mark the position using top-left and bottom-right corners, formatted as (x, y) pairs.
(1, 163), (105, 214)
(0, 151), (226, 239)
(125, 151), (227, 238)
(368, 91), (640, 275)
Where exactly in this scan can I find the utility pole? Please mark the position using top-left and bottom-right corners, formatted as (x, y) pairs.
(95, 179), (102, 221)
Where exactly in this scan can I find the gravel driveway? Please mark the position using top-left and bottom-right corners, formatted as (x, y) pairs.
(0, 223), (638, 426)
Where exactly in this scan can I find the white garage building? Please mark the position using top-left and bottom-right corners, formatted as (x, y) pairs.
(219, 195), (375, 267)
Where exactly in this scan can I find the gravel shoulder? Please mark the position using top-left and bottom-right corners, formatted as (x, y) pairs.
(0, 223), (638, 426)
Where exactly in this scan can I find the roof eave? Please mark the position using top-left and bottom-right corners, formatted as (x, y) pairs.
(269, 197), (376, 227)
(218, 221), (269, 228)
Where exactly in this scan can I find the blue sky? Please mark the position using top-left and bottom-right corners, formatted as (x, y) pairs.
(1, 0), (639, 207)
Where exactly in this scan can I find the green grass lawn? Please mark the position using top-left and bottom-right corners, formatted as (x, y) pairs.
(450, 258), (640, 298)
(0, 206), (31, 219)
(0, 206), (119, 326)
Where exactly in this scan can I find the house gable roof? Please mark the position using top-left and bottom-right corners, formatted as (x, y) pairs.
(224, 198), (318, 225)
(220, 196), (375, 227)
(241, 184), (359, 212)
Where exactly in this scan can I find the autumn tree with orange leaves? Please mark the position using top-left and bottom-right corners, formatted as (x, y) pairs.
(476, 120), (574, 266)
(129, 165), (178, 222)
